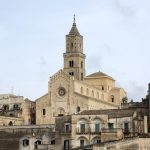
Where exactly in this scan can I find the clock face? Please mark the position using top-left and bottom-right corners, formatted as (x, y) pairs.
(58, 87), (66, 96)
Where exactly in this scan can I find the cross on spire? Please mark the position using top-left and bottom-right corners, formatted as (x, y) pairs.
(73, 14), (76, 23)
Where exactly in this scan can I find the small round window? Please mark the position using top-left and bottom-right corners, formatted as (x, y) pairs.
(58, 87), (66, 96)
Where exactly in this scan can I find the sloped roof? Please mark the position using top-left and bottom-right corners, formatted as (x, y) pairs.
(110, 87), (121, 91)
(78, 108), (135, 118)
(69, 22), (80, 36)
(35, 93), (48, 102)
(86, 71), (114, 80)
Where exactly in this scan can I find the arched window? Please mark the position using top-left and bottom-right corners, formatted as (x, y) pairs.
(57, 108), (65, 116)
(92, 90), (94, 97)
(23, 139), (29, 147)
(91, 119), (101, 133)
(77, 119), (89, 134)
(80, 87), (83, 94)
(78, 137), (88, 147)
(69, 72), (74, 76)
(13, 104), (19, 110)
(92, 136), (101, 144)
(51, 140), (55, 145)
(76, 106), (80, 113)
(102, 86), (104, 90)
(64, 140), (70, 149)
(111, 95), (114, 103)
(81, 61), (83, 68)
(8, 121), (13, 126)
(94, 119), (101, 133)
(9, 113), (13, 117)
(42, 109), (46, 116)
(34, 140), (41, 149)
(71, 43), (73, 49)
(96, 92), (99, 99)
(86, 88), (89, 96)
(81, 73), (83, 80)
(69, 60), (74, 67)
(3, 105), (9, 111)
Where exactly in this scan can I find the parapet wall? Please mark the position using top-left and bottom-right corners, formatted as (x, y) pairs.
(93, 137), (150, 150)
(0, 125), (55, 150)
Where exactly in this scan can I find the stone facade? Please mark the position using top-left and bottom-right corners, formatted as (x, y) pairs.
(0, 125), (55, 150)
(121, 83), (150, 132)
(36, 19), (127, 125)
(0, 115), (24, 126)
(0, 94), (35, 125)
(93, 137), (150, 150)
(55, 107), (148, 149)
(1, 18), (150, 150)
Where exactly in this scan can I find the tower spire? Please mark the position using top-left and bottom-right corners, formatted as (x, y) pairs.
(63, 17), (86, 81)
(73, 14), (76, 23)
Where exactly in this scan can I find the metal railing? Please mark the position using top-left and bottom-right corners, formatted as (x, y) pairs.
(76, 128), (101, 134)
(101, 128), (122, 133)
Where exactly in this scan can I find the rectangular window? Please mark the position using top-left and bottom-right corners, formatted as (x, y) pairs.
(80, 124), (85, 133)
(80, 140), (84, 147)
(65, 123), (70, 133)
(72, 61), (74, 67)
(124, 122), (129, 132)
(64, 140), (70, 149)
(108, 123), (114, 129)
(97, 140), (101, 144)
(69, 72), (74, 76)
(71, 43), (73, 49)
(69, 61), (74, 67)
(69, 61), (72, 67)
(102, 86), (104, 90)
(112, 98), (114, 102)
(95, 123), (100, 132)
(43, 109), (46, 116)
(81, 73), (83, 80)
(81, 61), (83, 68)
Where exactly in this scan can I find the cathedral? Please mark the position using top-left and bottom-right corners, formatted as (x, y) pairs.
(36, 17), (126, 124)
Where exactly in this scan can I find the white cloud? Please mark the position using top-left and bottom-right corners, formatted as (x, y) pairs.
(0, 0), (150, 100)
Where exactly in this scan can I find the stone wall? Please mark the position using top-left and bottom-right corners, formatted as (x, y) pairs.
(0, 125), (55, 150)
(93, 137), (150, 150)
(101, 128), (123, 142)
(0, 115), (24, 126)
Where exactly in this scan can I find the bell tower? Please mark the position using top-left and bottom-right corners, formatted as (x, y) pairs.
(63, 15), (86, 80)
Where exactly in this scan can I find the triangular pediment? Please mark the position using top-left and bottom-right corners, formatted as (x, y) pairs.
(50, 69), (73, 83)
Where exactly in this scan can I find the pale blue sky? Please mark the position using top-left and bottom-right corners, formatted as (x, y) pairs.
(0, 0), (150, 101)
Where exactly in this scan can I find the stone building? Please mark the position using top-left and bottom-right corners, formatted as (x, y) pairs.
(0, 94), (35, 125)
(92, 137), (150, 150)
(36, 17), (127, 125)
(55, 107), (148, 149)
(122, 83), (150, 132)
(0, 125), (55, 150)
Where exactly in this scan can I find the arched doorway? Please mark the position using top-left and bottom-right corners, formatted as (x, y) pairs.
(8, 121), (13, 126)
(34, 140), (41, 149)
(57, 107), (65, 116)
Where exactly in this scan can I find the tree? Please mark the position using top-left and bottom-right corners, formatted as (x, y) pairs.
(122, 97), (128, 103)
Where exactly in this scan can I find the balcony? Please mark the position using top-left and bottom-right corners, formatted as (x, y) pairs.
(101, 128), (121, 133)
(76, 128), (101, 135)
(90, 131), (101, 134)
(61, 129), (71, 135)
(76, 128), (89, 135)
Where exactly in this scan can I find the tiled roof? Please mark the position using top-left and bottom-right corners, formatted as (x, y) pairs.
(86, 71), (114, 80)
(78, 108), (135, 118)
(69, 23), (80, 36)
